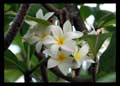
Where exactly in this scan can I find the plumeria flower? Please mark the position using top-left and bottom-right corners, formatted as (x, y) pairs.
(23, 26), (52, 53)
(44, 20), (83, 53)
(25, 9), (54, 28)
(23, 9), (54, 53)
(71, 44), (94, 69)
(36, 9), (54, 20)
(44, 49), (73, 75)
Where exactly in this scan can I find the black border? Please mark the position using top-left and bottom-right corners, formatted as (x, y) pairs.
(2, 0), (118, 86)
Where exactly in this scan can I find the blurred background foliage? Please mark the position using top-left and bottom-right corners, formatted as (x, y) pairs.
(4, 3), (116, 82)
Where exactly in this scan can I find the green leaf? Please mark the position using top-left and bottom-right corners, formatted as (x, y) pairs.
(5, 11), (51, 27)
(26, 15), (51, 26)
(4, 4), (11, 11)
(53, 4), (64, 9)
(4, 15), (14, 32)
(80, 5), (93, 20)
(28, 4), (48, 17)
(4, 69), (22, 82)
(20, 22), (29, 36)
(102, 25), (116, 33)
(4, 49), (27, 73)
(95, 33), (112, 54)
(93, 9), (116, 28)
(23, 42), (35, 59)
(80, 33), (111, 56)
(81, 35), (96, 56)
(12, 33), (24, 51)
(48, 70), (56, 82)
(97, 72), (116, 82)
(98, 32), (116, 77)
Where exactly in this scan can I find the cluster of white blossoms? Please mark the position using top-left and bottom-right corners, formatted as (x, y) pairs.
(23, 9), (94, 76)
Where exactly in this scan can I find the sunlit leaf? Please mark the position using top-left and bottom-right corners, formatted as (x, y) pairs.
(4, 4), (11, 12)
(98, 32), (116, 77)
(4, 69), (22, 82)
(97, 72), (116, 82)
(80, 33), (111, 56)
(80, 5), (92, 20)
(4, 49), (27, 73)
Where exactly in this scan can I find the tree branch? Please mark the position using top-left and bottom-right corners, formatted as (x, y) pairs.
(35, 52), (49, 82)
(4, 4), (30, 51)
(42, 4), (60, 16)
(64, 4), (88, 32)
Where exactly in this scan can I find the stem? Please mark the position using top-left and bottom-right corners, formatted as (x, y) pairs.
(28, 57), (49, 74)
(27, 45), (31, 70)
(24, 73), (32, 83)
(4, 4), (30, 51)
(42, 4), (60, 16)
(35, 52), (49, 82)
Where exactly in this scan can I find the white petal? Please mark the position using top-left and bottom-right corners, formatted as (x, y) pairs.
(35, 42), (42, 53)
(23, 33), (39, 44)
(43, 35), (55, 45)
(50, 44), (59, 54)
(63, 20), (72, 34)
(65, 31), (83, 39)
(61, 40), (76, 52)
(49, 25), (63, 38)
(36, 9), (43, 19)
(86, 59), (95, 63)
(58, 63), (70, 75)
(48, 58), (59, 69)
(71, 62), (81, 69)
(43, 49), (55, 57)
(25, 20), (37, 27)
(79, 44), (89, 57)
(44, 12), (54, 20)
(82, 61), (91, 71)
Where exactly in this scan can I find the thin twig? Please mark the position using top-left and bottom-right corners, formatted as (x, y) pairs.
(42, 4), (60, 16)
(4, 4), (30, 51)
(35, 52), (49, 82)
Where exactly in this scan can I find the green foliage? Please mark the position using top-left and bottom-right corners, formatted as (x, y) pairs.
(80, 33), (112, 56)
(4, 49), (27, 73)
(28, 4), (48, 17)
(80, 5), (93, 21)
(4, 69), (22, 82)
(98, 32), (116, 77)
(97, 72), (116, 82)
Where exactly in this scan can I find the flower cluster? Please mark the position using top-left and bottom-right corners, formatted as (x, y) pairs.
(23, 9), (94, 76)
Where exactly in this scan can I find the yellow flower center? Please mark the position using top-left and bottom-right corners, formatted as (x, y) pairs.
(74, 52), (80, 61)
(56, 37), (64, 45)
(57, 52), (66, 62)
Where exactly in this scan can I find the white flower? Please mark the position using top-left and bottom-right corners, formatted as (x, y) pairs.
(36, 9), (54, 20)
(23, 25), (51, 53)
(44, 20), (83, 53)
(44, 49), (73, 75)
(23, 9), (54, 53)
(25, 9), (54, 29)
(71, 44), (94, 69)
